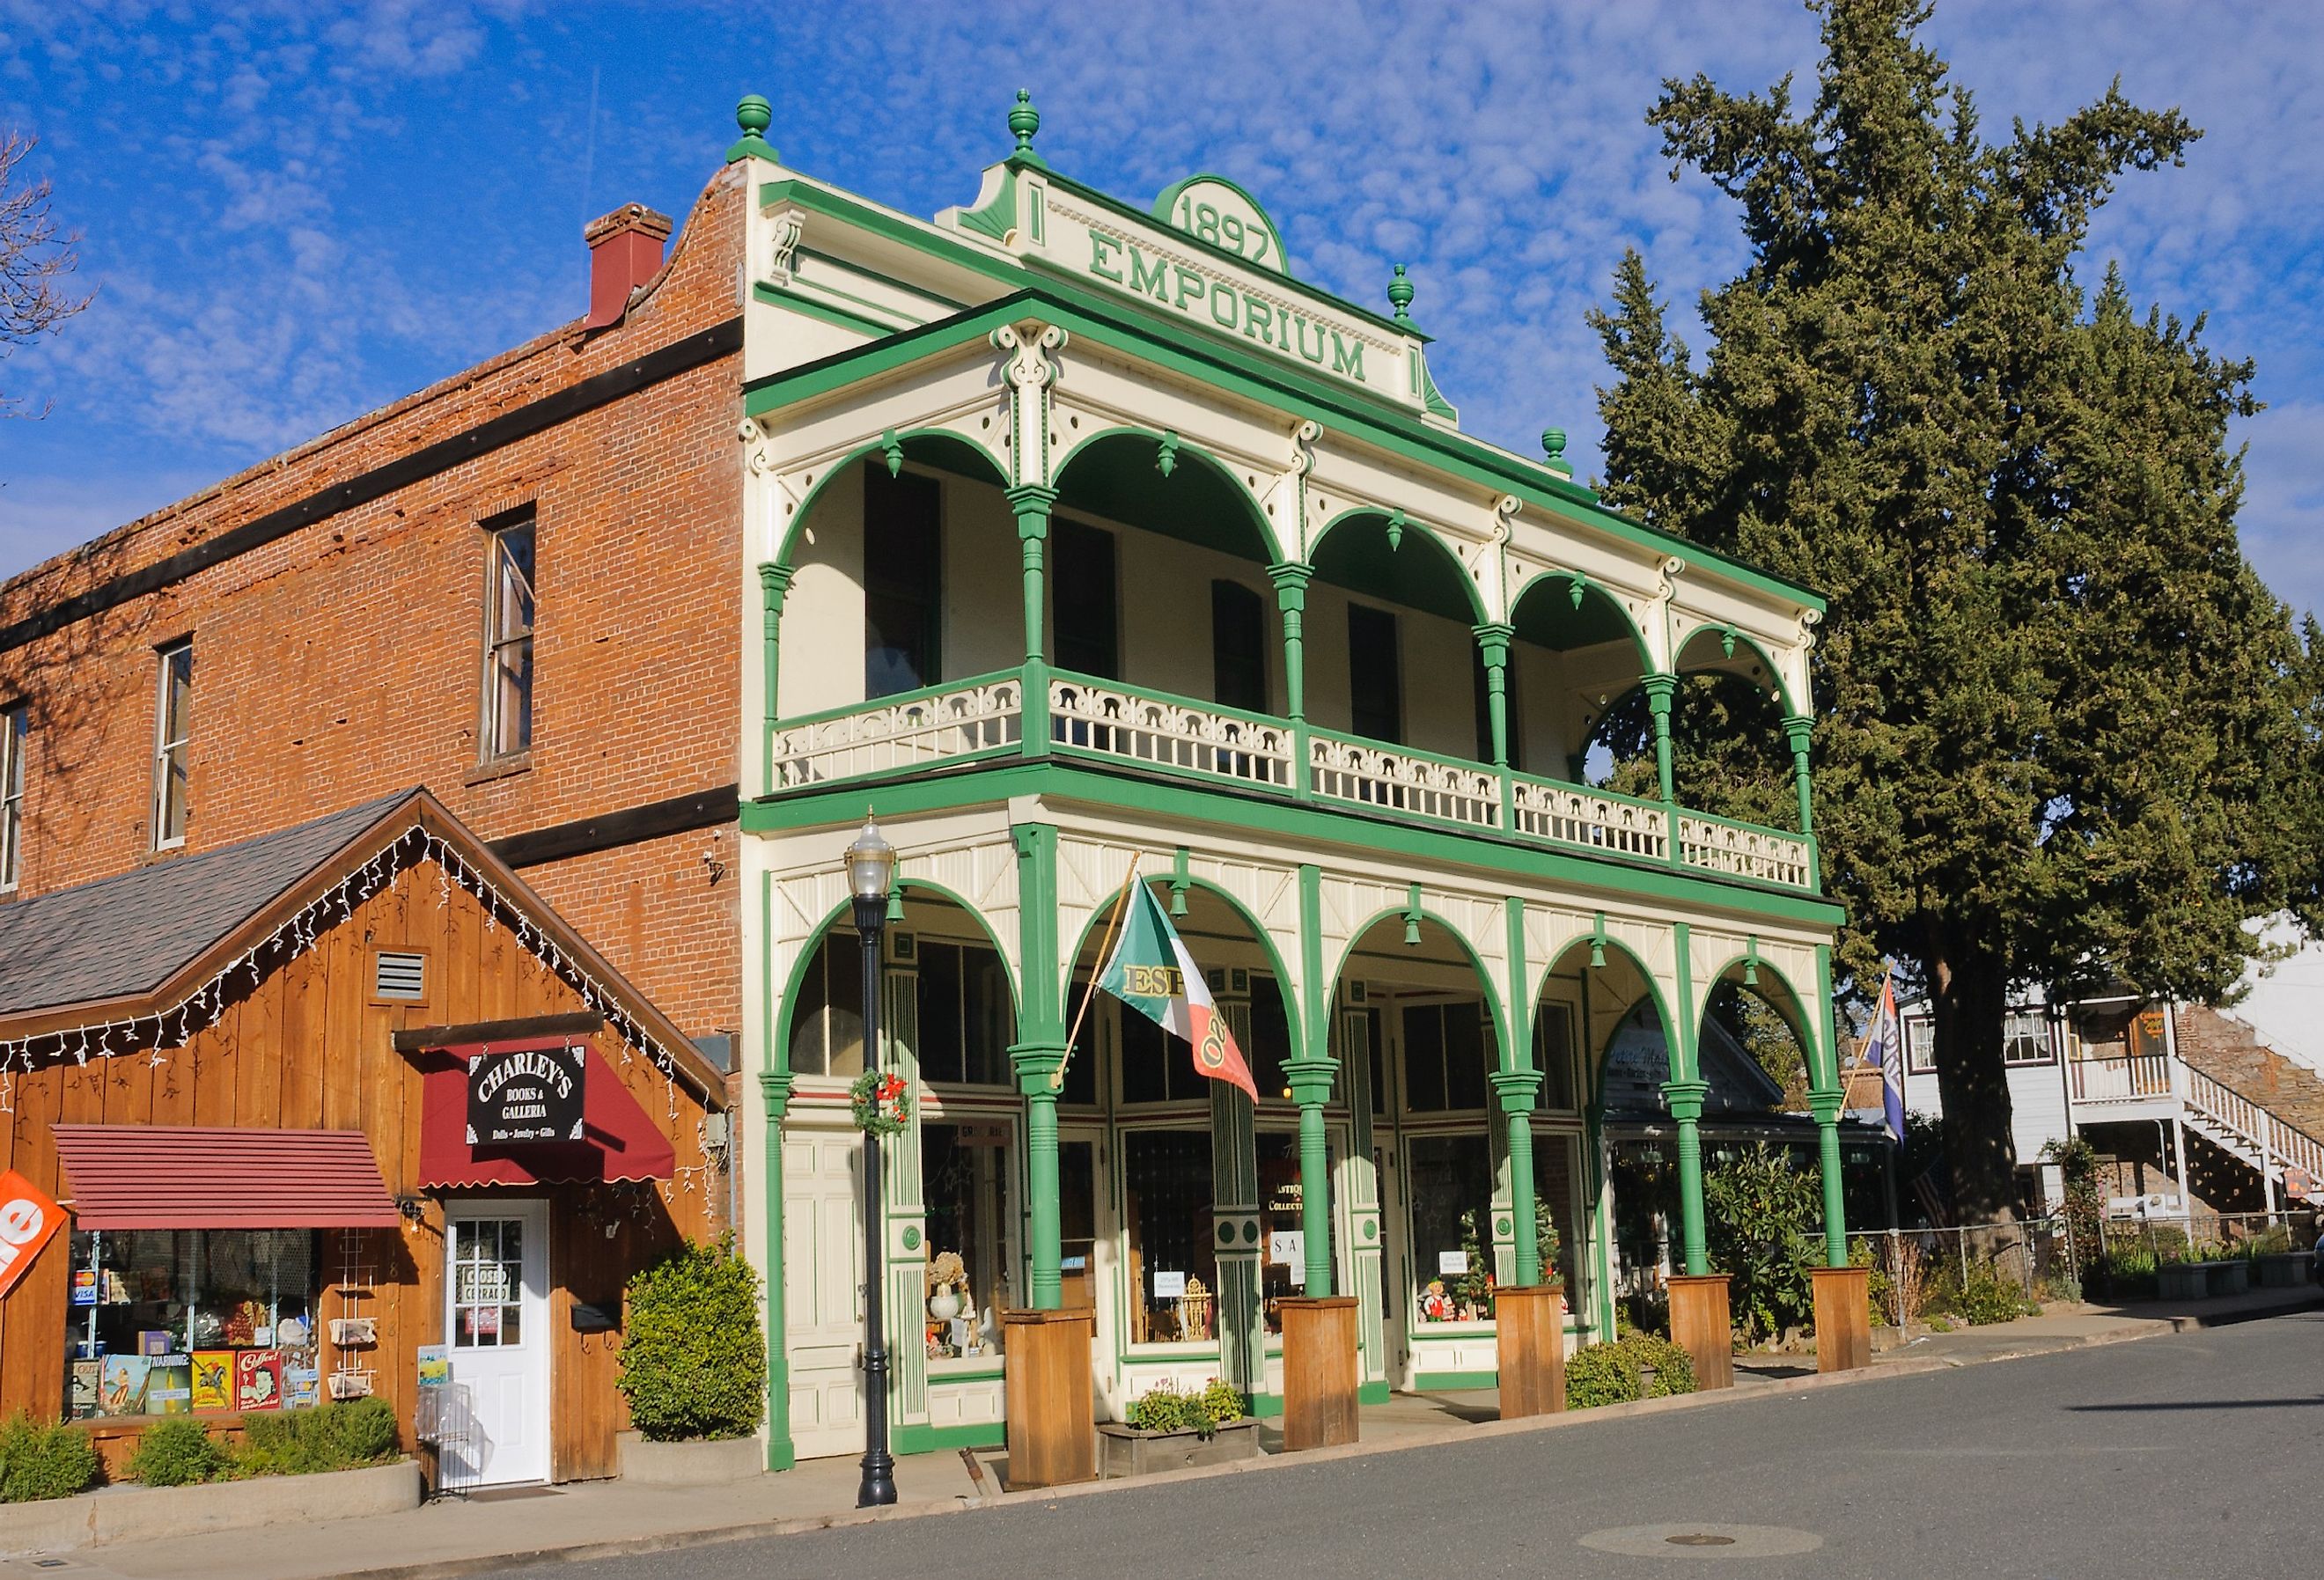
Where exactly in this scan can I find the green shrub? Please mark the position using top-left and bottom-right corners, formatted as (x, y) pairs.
(0, 1414), (99, 1503)
(235, 1400), (400, 1477)
(1125, 1379), (1246, 1437)
(617, 1234), (766, 1442)
(1564, 1331), (1697, 1410)
(127, 1418), (229, 1487)
(1703, 1143), (1823, 1341)
(1954, 1267), (2035, 1326)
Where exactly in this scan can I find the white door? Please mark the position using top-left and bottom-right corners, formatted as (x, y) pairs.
(784, 1127), (866, 1459)
(443, 1200), (551, 1486)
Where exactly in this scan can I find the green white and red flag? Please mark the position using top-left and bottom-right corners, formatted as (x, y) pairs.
(1098, 880), (1258, 1102)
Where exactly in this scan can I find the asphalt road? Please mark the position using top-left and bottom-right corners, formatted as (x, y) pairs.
(511, 1309), (2324, 1579)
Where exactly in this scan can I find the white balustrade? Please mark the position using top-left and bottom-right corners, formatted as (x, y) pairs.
(769, 679), (1023, 788)
(1510, 779), (1667, 861)
(1048, 678), (1294, 790)
(1306, 735), (1499, 829)
(2069, 1054), (2173, 1103)
(1677, 815), (1813, 889)
(2187, 1065), (2324, 1186)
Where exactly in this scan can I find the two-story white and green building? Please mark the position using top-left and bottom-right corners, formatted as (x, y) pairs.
(730, 92), (1851, 1466)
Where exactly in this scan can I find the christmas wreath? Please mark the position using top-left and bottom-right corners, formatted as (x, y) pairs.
(849, 1069), (910, 1135)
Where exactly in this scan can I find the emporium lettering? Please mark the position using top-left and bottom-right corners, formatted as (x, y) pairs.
(1087, 232), (1369, 386)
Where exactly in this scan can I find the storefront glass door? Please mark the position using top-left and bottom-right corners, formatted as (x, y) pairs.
(442, 1199), (549, 1486)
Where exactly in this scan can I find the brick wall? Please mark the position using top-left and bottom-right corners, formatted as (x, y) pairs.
(2173, 1004), (2324, 1140)
(0, 164), (748, 1040)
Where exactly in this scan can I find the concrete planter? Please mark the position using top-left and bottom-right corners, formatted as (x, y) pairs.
(1096, 1417), (1263, 1480)
(2155, 1262), (2211, 1302)
(0, 1459), (419, 1557)
(2254, 1253), (2313, 1289)
(2206, 1260), (2250, 1297)
(615, 1430), (764, 1484)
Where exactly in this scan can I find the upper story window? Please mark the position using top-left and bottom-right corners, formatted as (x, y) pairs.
(1533, 1000), (1576, 1110)
(864, 467), (941, 698)
(2002, 1010), (2053, 1067)
(1403, 998), (1488, 1113)
(1347, 604), (1402, 743)
(1210, 581), (1267, 711)
(481, 513), (536, 758)
(151, 641), (194, 849)
(1904, 1015), (1937, 1075)
(1052, 518), (1119, 680)
(0, 702), (25, 889)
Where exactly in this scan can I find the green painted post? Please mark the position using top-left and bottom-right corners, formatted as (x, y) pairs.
(1009, 822), (1067, 1308)
(1810, 1090), (1849, 1268)
(1643, 673), (1679, 806)
(758, 562), (795, 796)
(1473, 623), (1513, 771)
(1289, 863), (1335, 1295)
(1493, 1070), (1545, 1284)
(1272, 562), (1313, 801)
(757, 1068), (797, 1470)
(1010, 485), (1057, 760)
(1663, 1078), (1711, 1276)
(1782, 714), (1815, 836)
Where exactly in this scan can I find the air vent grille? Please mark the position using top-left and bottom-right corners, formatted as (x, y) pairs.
(373, 951), (427, 1002)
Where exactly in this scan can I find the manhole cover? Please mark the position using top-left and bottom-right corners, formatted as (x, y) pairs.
(1580, 1524), (1823, 1558)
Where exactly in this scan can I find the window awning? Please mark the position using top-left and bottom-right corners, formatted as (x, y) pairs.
(416, 1042), (675, 1188)
(53, 1126), (401, 1230)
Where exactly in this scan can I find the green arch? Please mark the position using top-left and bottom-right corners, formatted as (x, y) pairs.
(1050, 424), (1284, 566)
(1308, 505), (1489, 626)
(1674, 623), (1799, 717)
(1535, 932), (1680, 1087)
(1507, 569), (1657, 678)
(1696, 952), (1827, 1090)
(771, 429), (1009, 571)
(771, 878), (1023, 1075)
(1060, 875), (1303, 1057)
(1325, 906), (1511, 1073)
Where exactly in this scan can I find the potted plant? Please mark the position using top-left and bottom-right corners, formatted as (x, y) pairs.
(614, 1236), (769, 1483)
(1096, 1379), (1262, 1479)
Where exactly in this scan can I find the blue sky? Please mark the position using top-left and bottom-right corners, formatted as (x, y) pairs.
(3, 0), (2319, 619)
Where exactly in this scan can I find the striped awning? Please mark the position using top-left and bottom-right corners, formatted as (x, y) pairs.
(53, 1126), (401, 1230)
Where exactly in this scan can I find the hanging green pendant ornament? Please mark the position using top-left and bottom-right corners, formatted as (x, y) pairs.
(849, 1069), (910, 1135)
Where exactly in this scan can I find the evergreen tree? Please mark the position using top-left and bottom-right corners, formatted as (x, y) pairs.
(1590, 0), (2312, 1220)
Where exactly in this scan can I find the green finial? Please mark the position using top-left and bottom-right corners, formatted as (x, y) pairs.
(1008, 89), (1046, 165)
(727, 93), (776, 163)
(881, 428), (905, 479)
(1387, 262), (1415, 322)
(1542, 428), (1566, 465)
(1156, 431), (1180, 478)
(1385, 507), (1405, 553)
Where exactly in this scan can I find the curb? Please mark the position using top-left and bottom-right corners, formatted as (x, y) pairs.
(178, 1296), (2324, 1580)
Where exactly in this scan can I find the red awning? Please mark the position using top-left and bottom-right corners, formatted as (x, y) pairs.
(53, 1126), (401, 1230)
(416, 1040), (675, 1188)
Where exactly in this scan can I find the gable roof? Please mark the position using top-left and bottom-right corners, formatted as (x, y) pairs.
(0, 791), (410, 1017)
(0, 789), (725, 1103)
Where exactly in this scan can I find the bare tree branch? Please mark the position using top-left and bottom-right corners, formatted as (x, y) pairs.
(1, 129), (95, 421)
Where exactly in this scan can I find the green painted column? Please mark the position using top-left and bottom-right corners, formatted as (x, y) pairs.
(1009, 822), (1067, 1308)
(1492, 1070), (1545, 1284)
(1662, 1078), (1711, 1276)
(758, 562), (795, 796)
(1782, 714), (1815, 835)
(1289, 863), (1335, 1295)
(1271, 562), (1313, 802)
(1009, 484), (1057, 758)
(1643, 673), (1679, 805)
(757, 1068), (797, 1471)
(1810, 1090), (1849, 1268)
(1473, 622), (1513, 770)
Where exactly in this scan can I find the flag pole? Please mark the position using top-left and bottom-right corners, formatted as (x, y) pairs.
(1051, 849), (1142, 1091)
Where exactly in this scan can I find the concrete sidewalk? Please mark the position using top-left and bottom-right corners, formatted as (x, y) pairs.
(18, 1282), (2317, 1580)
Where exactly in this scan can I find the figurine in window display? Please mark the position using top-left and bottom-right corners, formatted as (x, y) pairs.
(1421, 1279), (1456, 1322)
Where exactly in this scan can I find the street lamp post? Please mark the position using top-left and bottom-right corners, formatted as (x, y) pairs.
(847, 814), (900, 1509)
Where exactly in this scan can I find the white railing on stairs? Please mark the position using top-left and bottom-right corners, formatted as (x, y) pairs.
(2184, 1064), (2324, 1189)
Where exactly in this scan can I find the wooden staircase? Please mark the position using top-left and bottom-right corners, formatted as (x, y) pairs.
(2174, 1007), (2324, 1194)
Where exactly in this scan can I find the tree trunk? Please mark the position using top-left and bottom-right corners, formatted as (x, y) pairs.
(1928, 929), (2019, 1228)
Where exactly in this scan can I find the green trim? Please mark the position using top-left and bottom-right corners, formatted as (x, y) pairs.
(956, 167), (1019, 243)
(1678, 622), (1801, 717)
(1250, 1391), (1286, 1418)
(1416, 353), (1459, 423)
(731, 216), (1821, 611)
(743, 761), (1844, 927)
(891, 1419), (1006, 1454)
(797, 247), (971, 315)
(1151, 173), (1293, 276)
(754, 281), (905, 339)
(1357, 1379), (1392, 1407)
(1412, 1369), (1499, 1391)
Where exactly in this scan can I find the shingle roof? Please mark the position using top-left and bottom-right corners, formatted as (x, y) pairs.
(0, 790), (415, 1017)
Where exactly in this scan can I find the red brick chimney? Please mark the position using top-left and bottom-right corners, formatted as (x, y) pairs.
(583, 203), (674, 329)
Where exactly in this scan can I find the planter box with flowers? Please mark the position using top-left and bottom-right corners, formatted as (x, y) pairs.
(1096, 1380), (1261, 1480)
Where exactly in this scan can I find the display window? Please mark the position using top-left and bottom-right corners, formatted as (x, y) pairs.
(450, 1217), (524, 1347)
(1121, 1128), (1217, 1345)
(65, 1228), (322, 1419)
(921, 1118), (1015, 1363)
(1255, 1130), (1338, 1335)
(914, 937), (1012, 1086)
(1406, 1132), (1495, 1324)
(1403, 1000), (1489, 1113)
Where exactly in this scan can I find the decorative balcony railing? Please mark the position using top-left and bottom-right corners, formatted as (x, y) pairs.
(2068, 1053), (2174, 1104)
(768, 667), (1819, 892)
(769, 672), (1023, 789)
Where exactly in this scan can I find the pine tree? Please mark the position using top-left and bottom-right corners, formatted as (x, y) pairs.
(1590, 0), (2312, 1221)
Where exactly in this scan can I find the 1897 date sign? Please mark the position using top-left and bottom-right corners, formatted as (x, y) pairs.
(467, 1044), (586, 1146)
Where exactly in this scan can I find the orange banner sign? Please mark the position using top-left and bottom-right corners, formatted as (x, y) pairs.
(0, 1170), (65, 1299)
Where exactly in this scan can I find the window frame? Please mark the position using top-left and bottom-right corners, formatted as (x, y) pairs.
(479, 512), (537, 761)
(1345, 602), (1403, 744)
(863, 466), (944, 699)
(1903, 1015), (1938, 1075)
(2002, 1009), (2054, 1068)
(1210, 578), (1269, 712)
(1050, 517), (1121, 680)
(0, 701), (25, 890)
(151, 639), (194, 851)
